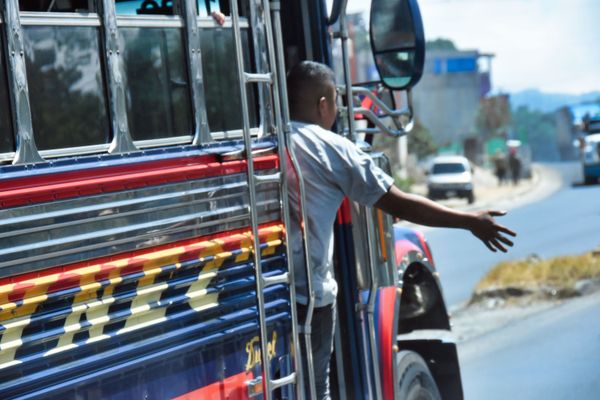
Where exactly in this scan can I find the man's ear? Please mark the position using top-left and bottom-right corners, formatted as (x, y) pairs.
(317, 96), (328, 116)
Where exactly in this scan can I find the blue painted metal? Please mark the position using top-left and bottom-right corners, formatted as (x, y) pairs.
(584, 163), (600, 178)
(333, 221), (368, 399)
(0, 244), (293, 400)
(0, 137), (278, 178)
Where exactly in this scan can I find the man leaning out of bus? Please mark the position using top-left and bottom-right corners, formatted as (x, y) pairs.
(285, 60), (516, 400)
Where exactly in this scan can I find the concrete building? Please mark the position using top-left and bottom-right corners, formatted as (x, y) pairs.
(412, 49), (494, 160)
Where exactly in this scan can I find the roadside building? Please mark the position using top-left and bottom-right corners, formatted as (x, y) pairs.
(412, 48), (495, 164)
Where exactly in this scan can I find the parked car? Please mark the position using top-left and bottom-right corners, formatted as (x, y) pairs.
(427, 155), (475, 203)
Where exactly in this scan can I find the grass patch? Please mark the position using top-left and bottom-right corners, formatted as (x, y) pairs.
(474, 251), (600, 298)
(394, 175), (414, 193)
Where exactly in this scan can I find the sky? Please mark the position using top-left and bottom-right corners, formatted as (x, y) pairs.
(343, 0), (600, 95)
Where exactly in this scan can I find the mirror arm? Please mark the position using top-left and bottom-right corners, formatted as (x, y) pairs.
(349, 107), (409, 137)
(339, 86), (416, 137)
(327, 0), (346, 26)
(350, 86), (411, 118)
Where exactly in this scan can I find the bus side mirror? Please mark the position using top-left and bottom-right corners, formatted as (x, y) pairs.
(369, 0), (425, 90)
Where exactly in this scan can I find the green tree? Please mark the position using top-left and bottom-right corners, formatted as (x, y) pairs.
(408, 120), (438, 159)
(510, 106), (559, 161)
(426, 38), (457, 51)
(475, 95), (510, 139)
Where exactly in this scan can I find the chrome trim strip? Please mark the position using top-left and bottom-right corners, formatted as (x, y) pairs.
(99, 0), (137, 154)
(116, 15), (183, 28)
(0, 182), (247, 238)
(34, 137), (195, 158)
(19, 12), (101, 26)
(0, 173), (281, 277)
(0, 152), (15, 162)
(39, 144), (110, 158)
(210, 127), (259, 140)
(133, 136), (193, 148)
(182, 1), (211, 145)
(197, 17), (249, 29)
(0, 202), (280, 275)
(2, 2), (43, 164)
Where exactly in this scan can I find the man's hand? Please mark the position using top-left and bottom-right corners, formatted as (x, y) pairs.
(211, 10), (225, 25)
(374, 186), (517, 253)
(466, 210), (516, 252)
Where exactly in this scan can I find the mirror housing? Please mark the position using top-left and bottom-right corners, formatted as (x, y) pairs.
(369, 0), (425, 90)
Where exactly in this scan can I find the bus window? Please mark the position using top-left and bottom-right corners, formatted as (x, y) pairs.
(20, 0), (95, 13)
(0, 46), (14, 155)
(200, 27), (258, 134)
(22, 25), (110, 151)
(197, 0), (222, 17)
(119, 27), (193, 141)
(116, 0), (175, 16)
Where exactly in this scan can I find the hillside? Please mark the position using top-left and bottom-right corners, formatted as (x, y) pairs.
(509, 89), (600, 113)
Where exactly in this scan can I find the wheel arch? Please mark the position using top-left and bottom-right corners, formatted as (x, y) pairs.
(393, 259), (463, 399)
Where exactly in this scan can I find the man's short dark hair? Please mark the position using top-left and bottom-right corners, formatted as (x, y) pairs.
(287, 61), (336, 117)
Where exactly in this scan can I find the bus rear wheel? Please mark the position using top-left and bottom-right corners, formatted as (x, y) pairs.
(396, 350), (441, 400)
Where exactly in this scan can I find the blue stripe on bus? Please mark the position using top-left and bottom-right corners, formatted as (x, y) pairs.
(4, 313), (292, 400)
(0, 138), (277, 178)
(1, 305), (291, 399)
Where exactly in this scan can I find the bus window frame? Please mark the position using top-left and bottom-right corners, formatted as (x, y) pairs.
(196, 15), (261, 141)
(114, 13), (257, 145)
(0, 4), (263, 164)
(116, 13), (195, 146)
(0, 14), (16, 163)
(19, 10), (113, 159)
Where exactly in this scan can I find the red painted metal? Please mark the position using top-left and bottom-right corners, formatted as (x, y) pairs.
(0, 222), (283, 296)
(0, 154), (279, 208)
(172, 371), (253, 400)
(378, 286), (398, 400)
(336, 197), (353, 225)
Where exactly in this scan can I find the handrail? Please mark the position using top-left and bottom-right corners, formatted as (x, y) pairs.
(268, 1), (308, 398)
(230, 1), (273, 398)
(339, 85), (416, 137)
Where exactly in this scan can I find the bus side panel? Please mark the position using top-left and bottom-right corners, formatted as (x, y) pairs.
(0, 225), (293, 399)
(0, 148), (295, 399)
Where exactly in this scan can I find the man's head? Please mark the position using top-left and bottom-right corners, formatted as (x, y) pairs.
(287, 61), (337, 129)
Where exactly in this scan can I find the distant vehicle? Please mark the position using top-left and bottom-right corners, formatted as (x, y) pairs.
(580, 116), (600, 184)
(427, 155), (475, 203)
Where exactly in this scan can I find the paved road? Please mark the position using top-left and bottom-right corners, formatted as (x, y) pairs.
(420, 162), (600, 399)
(459, 293), (600, 400)
(425, 162), (600, 307)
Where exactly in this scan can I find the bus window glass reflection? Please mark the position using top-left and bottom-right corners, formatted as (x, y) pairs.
(23, 26), (110, 150)
(119, 28), (193, 141)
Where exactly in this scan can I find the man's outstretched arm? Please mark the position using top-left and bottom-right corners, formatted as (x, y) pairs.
(374, 185), (517, 252)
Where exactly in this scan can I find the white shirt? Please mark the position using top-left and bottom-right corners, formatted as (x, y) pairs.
(287, 122), (394, 307)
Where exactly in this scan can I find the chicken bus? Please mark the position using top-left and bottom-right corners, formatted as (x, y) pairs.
(0, 0), (462, 398)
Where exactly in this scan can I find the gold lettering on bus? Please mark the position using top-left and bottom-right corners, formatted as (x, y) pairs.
(245, 331), (278, 371)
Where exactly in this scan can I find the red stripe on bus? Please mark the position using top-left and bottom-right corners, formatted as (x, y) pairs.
(378, 286), (398, 400)
(336, 197), (353, 225)
(0, 222), (283, 297)
(0, 154), (279, 208)
(171, 371), (253, 400)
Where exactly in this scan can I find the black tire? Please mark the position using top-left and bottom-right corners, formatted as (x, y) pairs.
(584, 175), (596, 185)
(396, 350), (441, 400)
(467, 192), (475, 204)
